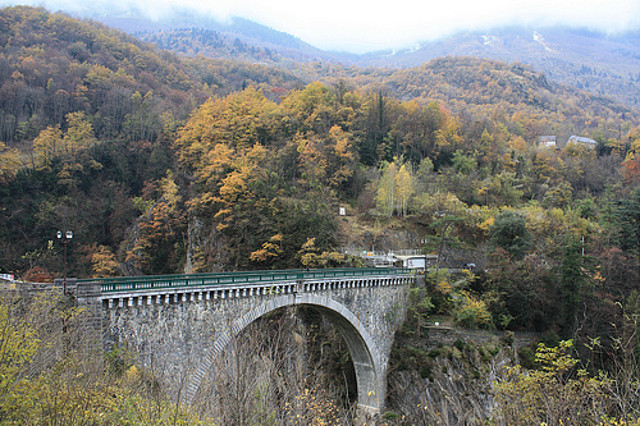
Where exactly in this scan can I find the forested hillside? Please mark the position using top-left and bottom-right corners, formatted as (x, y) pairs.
(139, 28), (289, 65)
(0, 6), (301, 145)
(384, 57), (633, 138)
(357, 27), (640, 109)
(125, 13), (640, 110)
(299, 57), (634, 148)
(0, 5), (638, 286)
(0, 6), (302, 278)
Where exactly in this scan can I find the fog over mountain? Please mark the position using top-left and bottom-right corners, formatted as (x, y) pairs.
(85, 6), (640, 108)
(2, 1), (639, 107)
(2, 0), (640, 53)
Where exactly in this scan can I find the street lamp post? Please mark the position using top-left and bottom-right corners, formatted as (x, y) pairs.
(57, 230), (73, 294)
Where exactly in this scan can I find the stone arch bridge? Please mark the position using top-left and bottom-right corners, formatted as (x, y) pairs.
(75, 268), (413, 414)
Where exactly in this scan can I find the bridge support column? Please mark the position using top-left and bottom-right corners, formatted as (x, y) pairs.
(75, 281), (103, 351)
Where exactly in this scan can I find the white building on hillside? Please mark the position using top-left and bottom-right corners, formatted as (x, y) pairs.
(537, 135), (557, 148)
(567, 135), (598, 149)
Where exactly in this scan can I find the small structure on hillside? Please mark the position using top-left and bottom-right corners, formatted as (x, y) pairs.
(0, 273), (14, 282)
(392, 254), (438, 271)
(567, 135), (598, 149)
(537, 135), (557, 148)
(343, 247), (444, 271)
(0, 273), (16, 290)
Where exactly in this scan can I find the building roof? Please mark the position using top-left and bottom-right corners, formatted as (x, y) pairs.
(568, 135), (597, 145)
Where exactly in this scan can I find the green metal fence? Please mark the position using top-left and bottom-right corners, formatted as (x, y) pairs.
(77, 268), (411, 294)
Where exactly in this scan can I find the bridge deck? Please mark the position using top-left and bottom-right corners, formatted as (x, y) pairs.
(78, 267), (411, 294)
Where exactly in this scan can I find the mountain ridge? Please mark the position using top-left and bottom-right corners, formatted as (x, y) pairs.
(91, 10), (640, 109)
(353, 26), (640, 110)
(93, 9), (339, 64)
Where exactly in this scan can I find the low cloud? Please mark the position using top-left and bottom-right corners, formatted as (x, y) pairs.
(2, 0), (639, 53)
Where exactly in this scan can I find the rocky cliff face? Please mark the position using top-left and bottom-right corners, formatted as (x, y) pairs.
(184, 215), (229, 273)
(385, 328), (536, 425)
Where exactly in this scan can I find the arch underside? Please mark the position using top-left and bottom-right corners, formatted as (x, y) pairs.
(185, 293), (383, 412)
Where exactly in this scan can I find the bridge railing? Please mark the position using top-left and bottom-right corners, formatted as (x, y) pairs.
(77, 268), (411, 294)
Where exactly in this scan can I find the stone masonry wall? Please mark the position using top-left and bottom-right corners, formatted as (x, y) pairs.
(103, 279), (409, 407)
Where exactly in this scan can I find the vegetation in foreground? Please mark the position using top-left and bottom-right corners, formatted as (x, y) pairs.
(383, 273), (640, 424)
(1, 286), (639, 425)
(0, 291), (365, 424)
(0, 291), (203, 425)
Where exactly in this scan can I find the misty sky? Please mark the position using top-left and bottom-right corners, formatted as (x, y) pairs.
(3, 0), (640, 52)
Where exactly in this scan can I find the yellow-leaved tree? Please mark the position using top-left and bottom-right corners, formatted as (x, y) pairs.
(297, 238), (346, 269)
(250, 234), (283, 268)
(0, 142), (21, 183)
(376, 158), (414, 218)
(0, 291), (203, 424)
(327, 125), (356, 189)
(33, 125), (63, 171)
(493, 340), (619, 425)
(376, 160), (398, 217)
(87, 244), (120, 278)
(32, 112), (101, 185)
(176, 88), (277, 232)
(0, 299), (39, 411)
(395, 163), (414, 219)
(126, 170), (186, 274)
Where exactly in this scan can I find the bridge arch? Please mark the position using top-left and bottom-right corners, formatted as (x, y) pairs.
(185, 293), (384, 412)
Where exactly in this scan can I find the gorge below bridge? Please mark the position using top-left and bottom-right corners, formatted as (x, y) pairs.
(74, 267), (414, 414)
